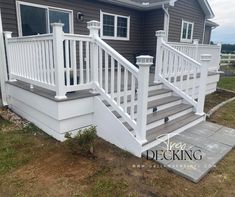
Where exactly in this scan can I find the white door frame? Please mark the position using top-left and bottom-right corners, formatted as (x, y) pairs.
(0, 9), (8, 106)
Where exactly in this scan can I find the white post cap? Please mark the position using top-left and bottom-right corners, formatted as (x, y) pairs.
(201, 54), (212, 62)
(155, 30), (166, 38)
(4, 31), (12, 38)
(87, 20), (101, 30)
(193, 39), (199, 44)
(136, 55), (154, 66)
(51, 23), (64, 27)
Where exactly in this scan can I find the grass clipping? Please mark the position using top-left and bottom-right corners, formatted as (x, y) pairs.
(65, 126), (97, 156)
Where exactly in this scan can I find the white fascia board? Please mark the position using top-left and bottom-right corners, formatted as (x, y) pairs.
(98, 0), (171, 10)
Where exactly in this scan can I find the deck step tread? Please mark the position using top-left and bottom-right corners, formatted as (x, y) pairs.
(146, 113), (203, 143)
(148, 89), (172, 97)
(147, 104), (193, 124)
(103, 89), (172, 107)
(147, 96), (182, 109)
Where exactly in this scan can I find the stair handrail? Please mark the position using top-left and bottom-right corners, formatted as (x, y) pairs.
(88, 21), (153, 143)
(155, 30), (212, 115)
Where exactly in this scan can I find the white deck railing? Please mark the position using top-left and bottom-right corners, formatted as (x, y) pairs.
(5, 33), (56, 91)
(155, 31), (211, 115)
(4, 24), (93, 99)
(87, 21), (153, 143)
(220, 53), (235, 66)
(168, 41), (221, 71)
(4, 20), (153, 143)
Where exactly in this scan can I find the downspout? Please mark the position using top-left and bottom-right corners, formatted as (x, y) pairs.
(202, 19), (206, 44)
(162, 4), (169, 42)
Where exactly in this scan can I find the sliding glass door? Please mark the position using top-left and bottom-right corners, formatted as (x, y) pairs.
(17, 2), (73, 36)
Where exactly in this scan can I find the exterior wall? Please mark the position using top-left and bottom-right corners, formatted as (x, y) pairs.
(142, 9), (165, 56)
(204, 26), (212, 44)
(0, 0), (146, 62)
(168, 0), (205, 43)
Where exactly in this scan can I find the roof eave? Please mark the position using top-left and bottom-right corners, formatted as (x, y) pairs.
(98, 0), (170, 10)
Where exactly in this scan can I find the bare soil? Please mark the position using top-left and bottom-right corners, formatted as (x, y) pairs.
(0, 102), (235, 197)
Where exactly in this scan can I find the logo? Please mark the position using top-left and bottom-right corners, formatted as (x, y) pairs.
(146, 134), (203, 161)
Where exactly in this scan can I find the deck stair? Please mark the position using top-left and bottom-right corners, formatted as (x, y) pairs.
(100, 82), (205, 155)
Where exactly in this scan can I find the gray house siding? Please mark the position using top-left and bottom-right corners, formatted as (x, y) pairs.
(0, 0), (211, 62)
(0, 0), (146, 63)
(168, 0), (205, 43)
(204, 26), (212, 44)
(142, 9), (165, 55)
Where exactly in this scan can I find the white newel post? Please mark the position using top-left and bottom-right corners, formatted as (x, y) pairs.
(87, 20), (100, 91)
(155, 30), (166, 83)
(4, 31), (14, 81)
(193, 39), (199, 61)
(136, 55), (154, 143)
(52, 23), (67, 100)
(197, 54), (211, 115)
(0, 9), (8, 106)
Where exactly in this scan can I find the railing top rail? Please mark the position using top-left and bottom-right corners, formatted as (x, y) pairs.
(168, 41), (221, 49)
(162, 42), (202, 67)
(64, 33), (91, 41)
(7, 34), (53, 42)
(221, 53), (235, 57)
(95, 36), (139, 77)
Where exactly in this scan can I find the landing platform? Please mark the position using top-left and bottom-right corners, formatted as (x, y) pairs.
(143, 122), (235, 183)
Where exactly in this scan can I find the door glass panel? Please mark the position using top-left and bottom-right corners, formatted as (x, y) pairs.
(182, 22), (187, 39)
(49, 10), (70, 33)
(187, 24), (192, 39)
(20, 5), (47, 36)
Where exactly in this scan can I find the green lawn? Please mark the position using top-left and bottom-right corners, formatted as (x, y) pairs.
(210, 99), (235, 129)
(218, 77), (235, 92)
(0, 101), (235, 196)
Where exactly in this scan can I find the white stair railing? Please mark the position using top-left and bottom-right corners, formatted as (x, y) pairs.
(168, 40), (221, 71)
(155, 30), (211, 115)
(88, 21), (153, 143)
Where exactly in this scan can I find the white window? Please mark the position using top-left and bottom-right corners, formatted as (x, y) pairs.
(100, 11), (130, 41)
(180, 20), (194, 42)
(16, 1), (73, 36)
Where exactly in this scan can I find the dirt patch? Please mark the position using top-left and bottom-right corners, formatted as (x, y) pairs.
(0, 105), (235, 196)
(204, 89), (235, 113)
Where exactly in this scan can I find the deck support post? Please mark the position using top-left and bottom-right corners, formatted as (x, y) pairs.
(87, 21), (100, 92)
(196, 54), (211, 115)
(52, 23), (67, 100)
(136, 55), (154, 144)
(155, 30), (166, 83)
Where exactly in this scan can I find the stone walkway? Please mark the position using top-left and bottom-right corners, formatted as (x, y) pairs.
(143, 122), (235, 183)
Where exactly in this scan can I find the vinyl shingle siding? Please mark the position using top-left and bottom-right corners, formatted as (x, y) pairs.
(168, 0), (205, 43)
(0, 0), (208, 62)
(0, 0), (148, 63)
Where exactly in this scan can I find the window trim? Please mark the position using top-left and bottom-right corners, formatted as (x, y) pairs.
(100, 10), (130, 41)
(16, 1), (74, 36)
(180, 20), (194, 43)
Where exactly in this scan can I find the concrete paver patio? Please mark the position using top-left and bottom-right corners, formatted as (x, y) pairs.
(143, 122), (235, 183)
